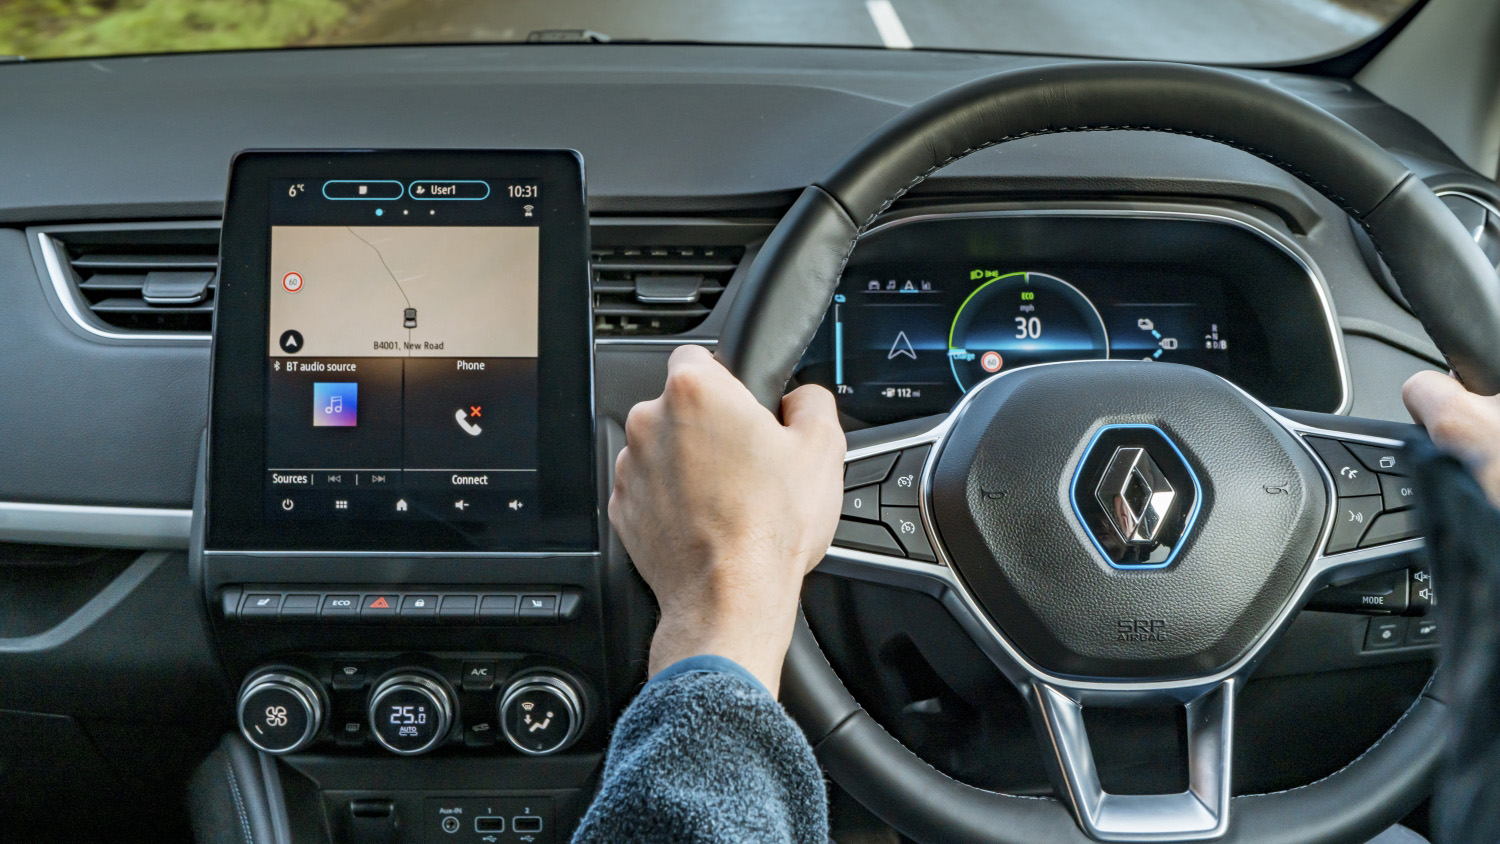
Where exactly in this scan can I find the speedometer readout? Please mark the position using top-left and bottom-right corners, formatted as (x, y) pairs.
(947, 271), (1109, 391)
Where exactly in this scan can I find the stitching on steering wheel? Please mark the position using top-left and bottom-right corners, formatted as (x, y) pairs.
(1235, 671), (1440, 801)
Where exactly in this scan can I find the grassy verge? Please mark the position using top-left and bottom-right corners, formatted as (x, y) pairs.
(0, 0), (357, 59)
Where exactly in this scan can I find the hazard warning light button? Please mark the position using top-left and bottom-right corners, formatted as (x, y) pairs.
(361, 594), (398, 619)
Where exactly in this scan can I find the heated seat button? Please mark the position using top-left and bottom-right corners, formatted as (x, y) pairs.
(1306, 438), (1380, 498)
(880, 447), (930, 507)
(833, 519), (905, 556)
(842, 486), (880, 521)
(845, 452), (898, 490)
(1360, 509), (1421, 548)
(241, 594), (281, 619)
(881, 506), (936, 562)
(519, 594), (559, 620)
(1346, 442), (1408, 476)
(1326, 496), (1383, 554)
(1379, 474), (1416, 512)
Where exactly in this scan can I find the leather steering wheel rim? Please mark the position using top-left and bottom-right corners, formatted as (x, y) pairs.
(713, 62), (1500, 844)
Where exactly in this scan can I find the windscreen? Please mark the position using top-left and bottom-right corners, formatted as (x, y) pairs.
(4, 0), (1420, 66)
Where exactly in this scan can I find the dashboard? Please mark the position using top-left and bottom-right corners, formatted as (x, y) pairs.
(795, 210), (1346, 425)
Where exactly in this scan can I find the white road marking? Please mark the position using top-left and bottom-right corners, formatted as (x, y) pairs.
(866, 0), (913, 49)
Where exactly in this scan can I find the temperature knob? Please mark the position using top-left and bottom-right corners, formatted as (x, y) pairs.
(368, 672), (453, 755)
(237, 670), (324, 754)
(499, 673), (584, 756)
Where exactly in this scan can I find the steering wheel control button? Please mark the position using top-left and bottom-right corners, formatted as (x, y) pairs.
(461, 662), (498, 692)
(241, 593), (282, 618)
(1410, 568), (1436, 612)
(1345, 442), (1408, 476)
(834, 519), (905, 556)
(438, 594), (478, 621)
(478, 594), (518, 619)
(1306, 438), (1380, 497)
(842, 486), (880, 520)
(1360, 509), (1420, 548)
(1326, 496), (1383, 554)
(844, 452), (898, 490)
(881, 507), (936, 562)
(1379, 474), (1416, 511)
(1307, 570), (1408, 614)
(880, 447), (930, 507)
(280, 594), (320, 619)
(369, 673), (454, 755)
(1364, 617), (1408, 651)
(361, 594), (398, 619)
(321, 594), (359, 618)
(519, 594), (559, 620)
(331, 662), (369, 691)
(500, 674), (583, 756)
(237, 671), (323, 755)
(1406, 618), (1439, 645)
(400, 594), (438, 619)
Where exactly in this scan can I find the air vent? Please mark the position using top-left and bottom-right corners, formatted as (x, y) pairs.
(591, 242), (746, 337)
(41, 223), (219, 336)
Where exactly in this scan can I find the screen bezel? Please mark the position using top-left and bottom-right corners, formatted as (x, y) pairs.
(205, 149), (597, 552)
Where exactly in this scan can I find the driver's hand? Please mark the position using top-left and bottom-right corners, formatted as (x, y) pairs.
(1403, 370), (1500, 507)
(610, 344), (845, 697)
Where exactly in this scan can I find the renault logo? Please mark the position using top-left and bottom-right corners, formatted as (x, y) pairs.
(1095, 447), (1176, 544)
(1070, 424), (1202, 570)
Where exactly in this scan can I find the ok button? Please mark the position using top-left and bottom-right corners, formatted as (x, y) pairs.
(408, 180), (489, 200)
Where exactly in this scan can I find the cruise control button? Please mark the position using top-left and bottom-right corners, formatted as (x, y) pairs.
(1360, 509), (1420, 548)
(880, 447), (930, 507)
(1326, 496), (1382, 554)
(833, 519), (905, 556)
(842, 486), (880, 521)
(1364, 617), (1407, 650)
(845, 453), (898, 490)
(881, 506), (936, 562)
(241, 594), (281, 618)
(1346, 442), (1408, 476)
(361, 594), (398, 619)
(321, 595), (359, 618)
(1379, 474), (1416, 512)
(1306, 438), (1380, 497)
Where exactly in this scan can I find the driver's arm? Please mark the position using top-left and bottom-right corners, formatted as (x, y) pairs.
(572, 344), (845, 844)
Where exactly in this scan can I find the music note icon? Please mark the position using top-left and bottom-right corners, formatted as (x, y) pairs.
(313, 383), (358, 427)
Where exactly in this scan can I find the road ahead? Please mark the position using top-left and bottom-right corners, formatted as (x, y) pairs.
(339, 0), (1392, 65)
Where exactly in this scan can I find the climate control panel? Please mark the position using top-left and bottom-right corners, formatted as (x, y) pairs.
(235, 656), (590, 757)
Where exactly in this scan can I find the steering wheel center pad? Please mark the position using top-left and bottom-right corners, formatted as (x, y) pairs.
(933, 362), (1326, 679)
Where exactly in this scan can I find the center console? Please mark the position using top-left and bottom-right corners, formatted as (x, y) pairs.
(192, 150), (634, 843)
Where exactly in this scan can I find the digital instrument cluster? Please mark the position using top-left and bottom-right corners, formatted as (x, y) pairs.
(795, 212), (1343, 425)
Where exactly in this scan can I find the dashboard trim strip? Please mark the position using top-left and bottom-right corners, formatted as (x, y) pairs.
(0, 500), (193, 549)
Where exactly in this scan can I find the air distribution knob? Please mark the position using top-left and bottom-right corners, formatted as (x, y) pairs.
(499, 673), (584, 756)
(367, 672), (454, 755)
(237, 670), (324, 754)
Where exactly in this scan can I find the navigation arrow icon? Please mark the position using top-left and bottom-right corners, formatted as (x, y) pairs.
(887, 331), (917, 361)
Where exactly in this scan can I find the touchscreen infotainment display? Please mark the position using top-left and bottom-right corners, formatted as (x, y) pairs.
(207, 151), (595, 552)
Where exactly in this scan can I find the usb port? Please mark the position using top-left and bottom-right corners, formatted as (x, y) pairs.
(474, 816), (505, 833)
(512, 816), (544, 833)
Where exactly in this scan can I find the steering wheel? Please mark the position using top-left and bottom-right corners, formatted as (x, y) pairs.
(713, 62), (1500, 844)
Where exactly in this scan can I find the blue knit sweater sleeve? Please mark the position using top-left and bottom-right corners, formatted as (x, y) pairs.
(571, 662), (829, 843)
